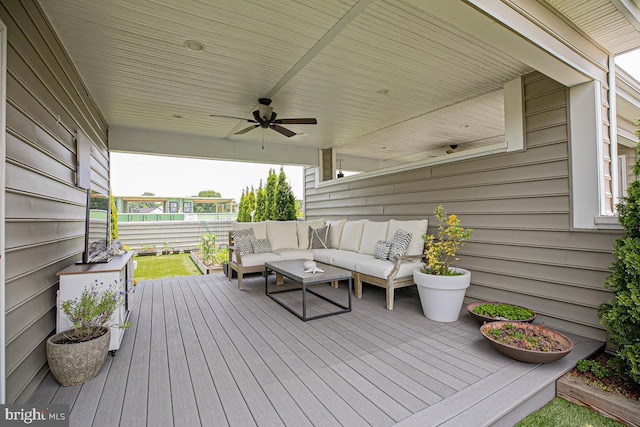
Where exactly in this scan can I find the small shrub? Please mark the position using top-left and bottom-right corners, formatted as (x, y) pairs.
(473, 303), (534, 320)
(576, 359), (610, 380)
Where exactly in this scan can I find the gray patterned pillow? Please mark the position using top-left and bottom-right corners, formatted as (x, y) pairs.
(374, 240), (392, 260)
(252, 238), (272, 254)
(388, 229), (412, 261)
(232, 228), (256, 254)
(309, 225), (331, 249)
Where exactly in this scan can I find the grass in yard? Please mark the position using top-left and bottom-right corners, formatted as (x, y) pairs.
(516, 398), (624, 427)
(134, 253), (202, 280)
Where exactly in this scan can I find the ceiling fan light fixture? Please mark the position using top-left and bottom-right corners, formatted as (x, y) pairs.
(184, 39), (205, 52)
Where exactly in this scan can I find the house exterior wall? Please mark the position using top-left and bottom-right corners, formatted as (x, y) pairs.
(1, 0), (108, 403)
(305, 72), (621, 341)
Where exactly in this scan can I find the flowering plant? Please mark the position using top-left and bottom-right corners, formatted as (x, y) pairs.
(421, 205), (473, 276)
(60, 279), (132, 343)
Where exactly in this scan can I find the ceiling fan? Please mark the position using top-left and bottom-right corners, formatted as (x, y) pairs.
(210, 98), (317, 138)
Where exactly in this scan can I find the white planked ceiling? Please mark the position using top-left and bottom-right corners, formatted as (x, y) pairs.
(37, 0), (640, 171)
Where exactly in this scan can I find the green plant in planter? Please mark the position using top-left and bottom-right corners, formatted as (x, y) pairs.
(421, 205), (473, 275)
(598, 124), (640, 388)
(473, 303), (534, 320)
(199, 233), (217, 265)
(60, 280), (132, 343)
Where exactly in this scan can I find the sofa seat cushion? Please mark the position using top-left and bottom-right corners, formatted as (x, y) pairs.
(331, 251), (374, 271)
(233, 252), (281, 267)
(311, 248), (342, 265)
(274, 249), (314, 261)
(355, 258), (422, 280)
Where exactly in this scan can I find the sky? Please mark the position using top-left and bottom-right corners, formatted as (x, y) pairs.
(111, 50), (640, 202)
(110, 154), (304, 201)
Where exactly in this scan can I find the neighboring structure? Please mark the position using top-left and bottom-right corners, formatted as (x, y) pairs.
(1, 0), (640, 407)
(114, 195), (236, 216)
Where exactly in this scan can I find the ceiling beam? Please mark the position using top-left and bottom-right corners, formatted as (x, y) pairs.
(109, 126), (320, 166)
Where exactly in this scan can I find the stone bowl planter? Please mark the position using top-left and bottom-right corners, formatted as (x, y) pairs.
(466, 301), (536, 324)
(46, 327), (110, 386)
(480, 321), (573, 364)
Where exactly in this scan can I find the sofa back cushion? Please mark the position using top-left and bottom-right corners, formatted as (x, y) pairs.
(232, 221), (267, 239)
(359, 221), (389, 255)
(339, 219), (368, 252)
(266, 220), (299, 251)
(386, 219), (428, 257)
(296, 219), (325, 249)
(326, 219), (347, 248)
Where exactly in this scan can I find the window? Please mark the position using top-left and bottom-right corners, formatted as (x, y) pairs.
(169, 202), (178, 213)
(183, 202), (192, 213)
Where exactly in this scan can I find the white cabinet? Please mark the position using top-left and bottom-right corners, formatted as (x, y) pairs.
(56, 252), (134, 354)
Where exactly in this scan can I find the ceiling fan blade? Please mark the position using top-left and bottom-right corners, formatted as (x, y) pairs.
(274, 118), (317, 125)
(210, 114), (257, 123)
(270, 124), (296, 137)
(235, 125), (259, 135)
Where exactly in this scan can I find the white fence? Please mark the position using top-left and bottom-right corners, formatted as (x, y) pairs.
(117, 220), (234, 252)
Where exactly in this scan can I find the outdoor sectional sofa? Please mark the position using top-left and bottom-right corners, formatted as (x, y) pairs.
(227, 218), (428, 310)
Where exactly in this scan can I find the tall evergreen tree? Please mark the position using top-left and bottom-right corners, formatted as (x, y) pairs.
(599, 122), (640, 387)
(255, 180), (266, 221)
(110, 194), (118, 240)
(236, 188), (248, 222)
(247, 186), (257, 221)
(265, 168), (278, 220)
(275, 167), (297, 220)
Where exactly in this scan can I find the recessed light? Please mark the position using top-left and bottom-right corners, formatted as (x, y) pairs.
(184, 39), (205, 52)
(376, 88), (391, 96)
(458, 124), (469, 128)
(171, 114), (183, 119)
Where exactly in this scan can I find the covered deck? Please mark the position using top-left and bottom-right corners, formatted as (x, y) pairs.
(30, 274), (601, 426)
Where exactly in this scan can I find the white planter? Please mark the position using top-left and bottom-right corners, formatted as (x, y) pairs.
(413, 267), (471, 322)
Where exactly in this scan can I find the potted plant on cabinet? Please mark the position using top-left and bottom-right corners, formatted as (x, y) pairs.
(46, 281), (131, 386)
(413, 205), (473, 322)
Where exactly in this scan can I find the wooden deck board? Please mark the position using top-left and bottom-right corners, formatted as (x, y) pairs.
(30, 274), (602, 427)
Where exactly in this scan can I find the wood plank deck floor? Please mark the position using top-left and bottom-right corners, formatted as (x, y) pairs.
(30, 273), (603, 426)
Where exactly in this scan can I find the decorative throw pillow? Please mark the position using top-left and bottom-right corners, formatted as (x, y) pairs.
(252, 238), (272, 254)
(374, 240), (392, 261)
(309, 225), (331, 249)
(232, 228), (256, 255)
(388, 229), (412, 261)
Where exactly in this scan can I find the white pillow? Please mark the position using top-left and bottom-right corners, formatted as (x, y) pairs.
(359, 221), (389, 255)
(296, 219), (325, 249)
(232, 221), (267, 239)
(266, 220), (299, 250)
(339, 219), (368, 252)
(326, 219), (347, 248)
(386, 219), (428, 256)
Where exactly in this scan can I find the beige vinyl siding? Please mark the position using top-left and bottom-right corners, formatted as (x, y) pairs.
(305, 72), (620, 341)
(2, 0), (108, 403)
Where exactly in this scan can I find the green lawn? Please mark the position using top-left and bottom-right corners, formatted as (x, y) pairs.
(134, 253), (202, 281)
(516, 398), (623, 427)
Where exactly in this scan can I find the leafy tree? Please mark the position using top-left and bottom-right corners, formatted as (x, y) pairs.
(599, 120), (640, 388)
(197, 190), (221, 197)
(110, 194), (118, 240)
(275, 167), (297, 220)
(265, 168), (278, 220)
(192, 189), (223, 213)
(255, 181), (266, 221)
(127, 191), (160, 212)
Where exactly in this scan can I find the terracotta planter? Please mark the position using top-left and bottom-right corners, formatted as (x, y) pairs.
(46, 327), (110, 386)
(466, 301), (537, 324)
(480, 321), (573, 364)
(413, 267), (471, 322)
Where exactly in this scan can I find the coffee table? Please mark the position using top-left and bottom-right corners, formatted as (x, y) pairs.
(265, 259), (352, 321)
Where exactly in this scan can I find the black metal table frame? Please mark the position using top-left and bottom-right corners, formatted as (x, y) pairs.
(265, 264), (352, 321)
